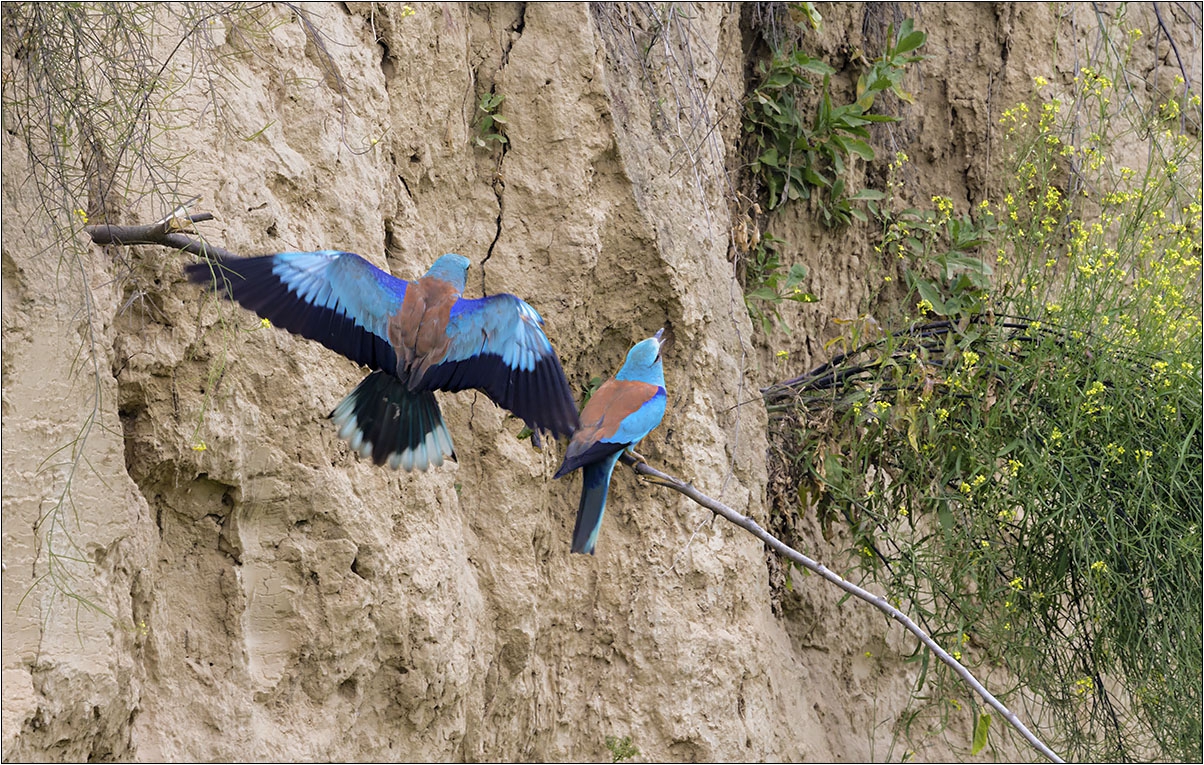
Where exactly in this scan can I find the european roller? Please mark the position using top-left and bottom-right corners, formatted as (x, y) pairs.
(185, 250), (579, 471)
(554, 329), (667, 554)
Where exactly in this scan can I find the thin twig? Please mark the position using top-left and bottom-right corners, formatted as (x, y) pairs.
(621, 453), (1065, 764)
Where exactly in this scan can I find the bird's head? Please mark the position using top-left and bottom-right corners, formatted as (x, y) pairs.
(616, 328), (666, 385)
(424, 253), (471, 291)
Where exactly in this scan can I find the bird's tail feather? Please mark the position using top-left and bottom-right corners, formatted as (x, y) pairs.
(330, 371), (455, 471)
(571, 452), (622, 555)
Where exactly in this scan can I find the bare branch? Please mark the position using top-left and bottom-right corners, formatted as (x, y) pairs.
(84, 212), (229, 260)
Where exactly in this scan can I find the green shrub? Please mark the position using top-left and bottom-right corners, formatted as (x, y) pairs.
(765, 12), (1202, 761)
(744, 18), (923, 225)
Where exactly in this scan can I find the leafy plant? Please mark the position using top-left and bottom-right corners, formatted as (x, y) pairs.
(745, 19), (925, 224)
(474, 91), (508, 149)
(604, 735), (639, 763)
(872, 189), (996, 319)
(742, 233), (816, 334)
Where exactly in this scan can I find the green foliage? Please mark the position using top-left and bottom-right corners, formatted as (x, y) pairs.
(790, 2), (822, 31)
(872, 180), (996, 319)
(971, 712), (991, 756)
(742, 233), (816, 334)
(765, 11), (1202, 760)
(744, 19), (924, 225)
(604, 735), (639, 763)
(474, 91), (508, 149)
(583, 374), (606, 404)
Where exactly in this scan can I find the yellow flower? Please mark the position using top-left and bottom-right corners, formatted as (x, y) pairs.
(261, 317), (272, 328)
(1033, 75), (1049, 87)
(1091, 560), (1108, 574)
(192, 441), (207, 452)
(932, 195), (954, 218)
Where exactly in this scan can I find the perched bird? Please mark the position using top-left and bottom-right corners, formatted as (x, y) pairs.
(185, 250), (579, 470)
(554, 329), (667, 554)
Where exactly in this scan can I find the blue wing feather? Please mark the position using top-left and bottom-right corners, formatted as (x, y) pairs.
(552, 389), (665, 478)
(186, 250), (402, 373)
(416, 293), (580, 438)
(444, 294), (552, 366)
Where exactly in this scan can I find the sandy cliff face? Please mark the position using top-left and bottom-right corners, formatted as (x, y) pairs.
(2, 3), (1195, 761)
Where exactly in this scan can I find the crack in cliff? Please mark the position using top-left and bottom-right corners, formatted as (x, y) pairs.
(481, 161), (506, 298)
(479, 3), (526, 297)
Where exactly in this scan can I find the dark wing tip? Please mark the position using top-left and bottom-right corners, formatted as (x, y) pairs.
(417, 349), (581, 439)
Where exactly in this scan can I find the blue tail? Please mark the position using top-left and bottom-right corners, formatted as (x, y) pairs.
(330, 370), (455, 471)
(571, 452), (622, 555)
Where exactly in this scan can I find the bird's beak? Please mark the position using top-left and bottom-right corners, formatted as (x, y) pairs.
(653, 328), (665, 360)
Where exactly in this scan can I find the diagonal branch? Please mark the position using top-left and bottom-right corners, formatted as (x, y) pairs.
(620, 452), (1065, 764)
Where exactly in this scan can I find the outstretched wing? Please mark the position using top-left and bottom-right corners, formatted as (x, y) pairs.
(415, 293), (580, 439)
(185, 250), (402, 373)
